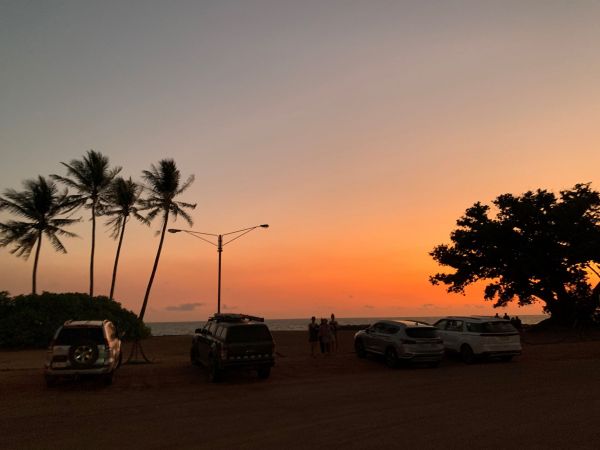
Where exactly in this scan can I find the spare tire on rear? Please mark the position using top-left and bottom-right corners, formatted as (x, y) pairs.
(69, 340), (99, 368)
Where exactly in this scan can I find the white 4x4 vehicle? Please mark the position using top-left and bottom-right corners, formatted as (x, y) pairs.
(434, 316), (521, 364)
(44, 320), (122, 386)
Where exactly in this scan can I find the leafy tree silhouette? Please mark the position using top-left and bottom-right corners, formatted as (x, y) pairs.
(0, 176), (79, 294)
(52, 150), (121, 298)
(104, 177), (148, 300)
(430, 183), (600, 325)
(138, 159), (196, 321)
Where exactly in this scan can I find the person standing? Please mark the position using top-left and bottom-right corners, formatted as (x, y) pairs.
(308, 316), (319, 357)
(330, 313), (339, 352)
(318, 318), (332, 354)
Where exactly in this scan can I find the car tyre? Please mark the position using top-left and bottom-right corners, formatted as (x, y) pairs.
(190, 346), (200, 366)
(117, 352), (123, 368)
(385, 348), (399, 369)
(257, 366), (271, 379)
(208, 358), (222, 383)
(460, 344), (475, 364)
(69, 340), (99, 368)
(355, 340), (367, 358)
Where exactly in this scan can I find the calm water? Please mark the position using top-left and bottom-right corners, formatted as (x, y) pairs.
(147, 315), (548, 336)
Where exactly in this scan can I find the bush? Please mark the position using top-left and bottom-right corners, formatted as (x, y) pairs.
(0, 292), (151, 348)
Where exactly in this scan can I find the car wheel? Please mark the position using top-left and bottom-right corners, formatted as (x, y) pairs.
(207, 358), (221, 383)
(69, 340), (99, 368)
(44, 374), (57, 387)
(460, 344), (475, 364)
(355, 340), (366, 358)
(385, 348), (399, 369)
(190, 347), (200, 366)
(257, 366), (271, 379)
(500, 355), (513, 362)
(117, 352), (123, 368)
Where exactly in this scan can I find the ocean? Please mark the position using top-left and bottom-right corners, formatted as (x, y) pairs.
(147, 315), (548, 336)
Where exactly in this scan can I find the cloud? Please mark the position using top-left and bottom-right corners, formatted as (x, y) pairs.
(422, 303), (435, 309)
(364, 304), (374, 309)
(165, 302), (204, 312)
(222, 304), (237, 311)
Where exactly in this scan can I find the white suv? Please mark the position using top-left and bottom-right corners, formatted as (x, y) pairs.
(434, 316), (521, 363)
(44, 320), (122, 386)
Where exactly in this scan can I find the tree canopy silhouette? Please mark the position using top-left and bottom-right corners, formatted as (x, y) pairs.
(430, 183), (600, 325)
(104, 177), (148, 300)
(52, 150), (121, 298)
(0, 176), (79, 294)
(138, 159), (196, 321)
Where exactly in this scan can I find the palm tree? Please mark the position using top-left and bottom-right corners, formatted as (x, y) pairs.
(138, 159), (196, 320)
(0, 176), (79, 294)
(52, 150), (121, 297)
(104, 177), (148, 300)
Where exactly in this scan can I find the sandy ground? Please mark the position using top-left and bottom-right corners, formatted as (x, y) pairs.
(1, 330), (600, 450)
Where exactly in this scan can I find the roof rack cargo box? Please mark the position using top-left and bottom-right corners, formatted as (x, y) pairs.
(209, 313), (265, 323)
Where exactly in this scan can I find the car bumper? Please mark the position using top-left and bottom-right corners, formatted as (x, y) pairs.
(479, 350), (522, 358)
(398, 351), (444, 362)
(219, 358), (275, 370)
(44, 364), (115, 376)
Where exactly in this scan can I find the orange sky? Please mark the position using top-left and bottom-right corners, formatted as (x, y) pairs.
(2, 2), (600, 320)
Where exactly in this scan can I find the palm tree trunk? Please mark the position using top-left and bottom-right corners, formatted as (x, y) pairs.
(90, 202), (96, 298)
(32, 229), (42, 295)
(139, 210), (169, 320)
(109, 217), (127, 300)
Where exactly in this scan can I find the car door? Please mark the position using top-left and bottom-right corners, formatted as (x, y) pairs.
(443, 320), (464, 352)
(366, 323), (389, 354)
(196, 321), (215, 364)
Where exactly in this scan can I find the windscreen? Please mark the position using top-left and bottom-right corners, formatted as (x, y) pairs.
(405, 327), (438, 338)
(55, 327), (105, 345)
(225, 325), (272, 343)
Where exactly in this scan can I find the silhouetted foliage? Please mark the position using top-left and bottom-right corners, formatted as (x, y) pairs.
(0, 292), (150, 348)
(52, 150), (121, 297)
(104, 177), (148, 300)
(137, 159), (196, 320)
(430, 184), (600, 325)
(0, 176), (79, 294)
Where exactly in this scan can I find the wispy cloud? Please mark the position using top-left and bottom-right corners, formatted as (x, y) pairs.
(165, 302), (204, 312)
(364, 304), (374, 309)
(222, 304), (237, 311)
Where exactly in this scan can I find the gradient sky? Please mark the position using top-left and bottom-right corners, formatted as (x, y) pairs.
(1, 1), (600, 321)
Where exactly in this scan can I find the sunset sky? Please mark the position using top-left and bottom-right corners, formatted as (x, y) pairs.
(1, 1), (600, 321)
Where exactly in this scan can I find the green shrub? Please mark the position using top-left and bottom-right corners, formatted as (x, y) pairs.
(0, 292), (150, 348)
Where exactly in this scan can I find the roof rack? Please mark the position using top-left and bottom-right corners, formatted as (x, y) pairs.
(209, 313), (265, 323)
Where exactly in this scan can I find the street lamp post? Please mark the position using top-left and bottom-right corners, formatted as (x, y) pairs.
(168, 224), (269, 314)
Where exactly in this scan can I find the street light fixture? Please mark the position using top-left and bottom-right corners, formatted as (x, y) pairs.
(168, 224), (269, 314)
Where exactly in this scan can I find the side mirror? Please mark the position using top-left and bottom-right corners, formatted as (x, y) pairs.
(118, 331), (126, 339)
(365, 328), (372, 334)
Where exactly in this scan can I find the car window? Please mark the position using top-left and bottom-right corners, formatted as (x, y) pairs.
(406, 327), (438, 338)
(225, 325), (272, 343)
(106, 323), (116, 340)
(466, 322), (484, 333)
(55, 327), (105, 345)
(215, 326), (225, 338)
(371, 323), (387, 333)
(483, 321), (517, 333)
(446, 320), (463, 332)
(434, 320), (447, 330)
(205, 321), (216, 335)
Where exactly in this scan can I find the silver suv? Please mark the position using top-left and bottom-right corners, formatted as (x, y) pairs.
(44, 320), (122, 386)
(354, 320), (444, 368)
(434, 316), (521, 363)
